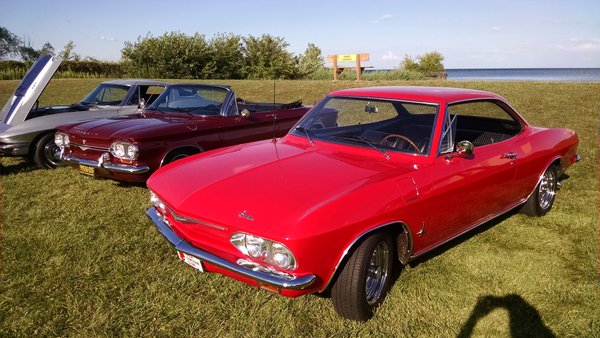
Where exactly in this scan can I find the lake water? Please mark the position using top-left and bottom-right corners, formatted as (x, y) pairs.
(445, 68), (600, 82)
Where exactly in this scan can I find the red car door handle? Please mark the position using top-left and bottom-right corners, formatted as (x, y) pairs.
(501, 152), (517, 159)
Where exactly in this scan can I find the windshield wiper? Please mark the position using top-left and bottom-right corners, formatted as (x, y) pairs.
(169, 107), (194, 116)
(295, 126), (314, 146)
(334, 135), (390, 159)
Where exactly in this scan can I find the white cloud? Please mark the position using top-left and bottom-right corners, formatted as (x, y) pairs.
(371, 14), (393, 24)
(381, 51), (402, 60)
(490, 26), (501, 32)
(558, 38), (600, 51)
(100, 36), (117, 42)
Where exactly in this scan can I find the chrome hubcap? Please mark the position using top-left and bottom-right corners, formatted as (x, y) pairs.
(44, 141), (62, 166)
(538, 170), (556, 210)
(365, 241), (390, 305)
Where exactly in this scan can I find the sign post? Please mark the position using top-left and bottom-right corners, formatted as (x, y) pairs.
(327, 53), (370, 80)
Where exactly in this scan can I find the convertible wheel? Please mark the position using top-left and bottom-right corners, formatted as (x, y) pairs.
(163, 150), (195, 166)
(331, 233), (394, 321)
(521, 165), (558, 216)
(33, 133), (63, 169)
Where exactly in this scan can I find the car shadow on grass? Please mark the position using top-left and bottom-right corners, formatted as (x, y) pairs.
(457, 294), (555, 337)
(0, 159), (38, 176)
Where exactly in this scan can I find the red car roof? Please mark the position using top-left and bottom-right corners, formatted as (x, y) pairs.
(328, 86), (502, 104)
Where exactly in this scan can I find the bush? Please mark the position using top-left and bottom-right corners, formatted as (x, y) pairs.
(0, 59), (124, 80)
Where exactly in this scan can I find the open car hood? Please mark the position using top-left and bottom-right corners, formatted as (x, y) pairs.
(0, 55), (62, 126)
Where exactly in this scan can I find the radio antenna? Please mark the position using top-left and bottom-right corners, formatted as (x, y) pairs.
(272, 78), (277, 142)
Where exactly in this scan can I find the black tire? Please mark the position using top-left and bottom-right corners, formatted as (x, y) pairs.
(163, 150), (193, 166)
(331, 233), (394, 321)
(520, 165), (558, 216)
(33, 133), (63, 169)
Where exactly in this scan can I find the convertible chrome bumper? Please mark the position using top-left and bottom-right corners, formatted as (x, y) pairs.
(63, 154), (150, 174)
(0, 142), (29, 156)
(146, 207), (316, 290)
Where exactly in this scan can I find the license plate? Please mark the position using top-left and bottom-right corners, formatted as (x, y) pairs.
(178, 251), (204, 272)
(79, 164), (95, 176)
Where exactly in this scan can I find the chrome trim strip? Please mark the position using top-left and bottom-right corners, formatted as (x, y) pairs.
(70, 142), (110, 152)
(63, 154), (150, 174)
(410, 197), (527, 261)
(147, 207), (316, 290)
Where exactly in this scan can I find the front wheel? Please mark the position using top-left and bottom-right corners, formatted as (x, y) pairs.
(520, 165), (558, 216)
(33, 133), (63, 169)
(331, 233), (394, 321)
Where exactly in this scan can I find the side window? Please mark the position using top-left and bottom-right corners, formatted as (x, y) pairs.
(443, 100), (522, 150)
(99, 87), (129, 105)
(131, 85), (165, 105)
(224, 96), (239, 116)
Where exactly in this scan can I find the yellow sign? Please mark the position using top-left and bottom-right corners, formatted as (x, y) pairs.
(337, 54), (357, 62)
(327, 53), (370, 63)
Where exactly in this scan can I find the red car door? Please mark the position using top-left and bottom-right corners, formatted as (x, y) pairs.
(217, 111), (278, 147)
(424, 141), (518, 247)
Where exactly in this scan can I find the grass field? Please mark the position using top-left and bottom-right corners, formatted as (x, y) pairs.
(1, 79), (598, 336)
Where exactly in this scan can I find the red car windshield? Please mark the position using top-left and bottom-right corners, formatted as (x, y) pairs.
(294, 96), (439, 156)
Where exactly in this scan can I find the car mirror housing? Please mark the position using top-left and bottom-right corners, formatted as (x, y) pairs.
(241, 109), (251, 118)
(456, 140), (474, 158)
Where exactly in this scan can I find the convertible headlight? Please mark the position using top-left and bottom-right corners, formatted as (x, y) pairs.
(230, 232), (296, 270)
(54, 132), (70, 147)
(110, 141), (139, 160)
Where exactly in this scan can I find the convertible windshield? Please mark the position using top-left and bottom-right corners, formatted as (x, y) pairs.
(294, 97), (438, 155)
(148, 84), (230, 116)
(81, 84), (129, 106)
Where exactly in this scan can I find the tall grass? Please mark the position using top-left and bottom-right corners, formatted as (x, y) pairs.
(0, 79), (598, 336)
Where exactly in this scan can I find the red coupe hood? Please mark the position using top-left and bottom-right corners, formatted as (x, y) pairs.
(67, 114), (195, 140)
(148, 138), (415, 235)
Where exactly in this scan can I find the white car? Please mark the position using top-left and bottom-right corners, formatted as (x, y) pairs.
(0, 55), (167, 168)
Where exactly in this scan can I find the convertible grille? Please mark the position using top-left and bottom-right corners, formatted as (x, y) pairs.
(70, 142), (109, 152)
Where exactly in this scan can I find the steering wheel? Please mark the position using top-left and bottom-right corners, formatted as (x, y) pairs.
(380, 134), (421, 153)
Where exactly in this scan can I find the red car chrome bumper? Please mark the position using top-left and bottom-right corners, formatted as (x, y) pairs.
(146, 207), (317, 291)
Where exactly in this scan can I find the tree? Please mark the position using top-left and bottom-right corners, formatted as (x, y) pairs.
(241, 34), (299, 79)
(0, 26), (21, 59)
(400, 51), (445, 77)
(298, 43), (324, 78)
(59, 41), (79, 61)
(417, 51), (445, 76)
(210, 33), (244, 79)
(400, 55), (419, 72)
(122, 32), (214, 79)
(40, 42), (54, 56)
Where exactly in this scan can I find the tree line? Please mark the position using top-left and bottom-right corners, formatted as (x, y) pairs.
(1, 26), (445, 80)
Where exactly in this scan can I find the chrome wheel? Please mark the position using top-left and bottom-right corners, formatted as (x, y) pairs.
(537, 169), (556, 210)
(331, 234), (394, 321)
(365, 241), (390, 305)
(34, 133), (63, 169)
(43, 140), (62, 167)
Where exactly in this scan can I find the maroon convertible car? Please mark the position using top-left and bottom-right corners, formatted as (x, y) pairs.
(56, 83), (309, 183)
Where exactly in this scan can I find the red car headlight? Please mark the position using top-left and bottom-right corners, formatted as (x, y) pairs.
(230, 232), (297, 270)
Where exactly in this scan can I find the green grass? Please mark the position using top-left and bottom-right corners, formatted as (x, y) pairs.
(1, 79), (599, 336)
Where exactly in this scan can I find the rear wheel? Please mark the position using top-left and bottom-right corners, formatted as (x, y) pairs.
(521, 165), (558, 216)
(331, 233), (394, 321)
(33, 133), (63, 169)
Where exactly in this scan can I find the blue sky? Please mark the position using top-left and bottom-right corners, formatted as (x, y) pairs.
(2, 0), (599, 69)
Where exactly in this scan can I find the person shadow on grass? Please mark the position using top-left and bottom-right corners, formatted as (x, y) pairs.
(457, 294), (555, 338)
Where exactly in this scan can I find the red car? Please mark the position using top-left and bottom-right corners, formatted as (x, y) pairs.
(55, 84), (309, 183)
(146, 86), (579, 321)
